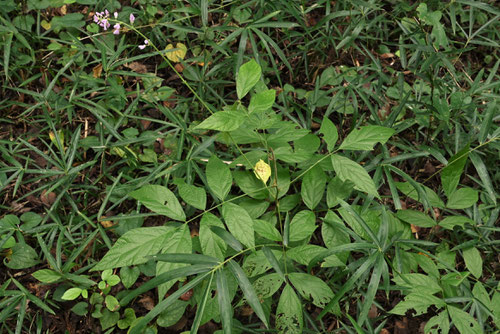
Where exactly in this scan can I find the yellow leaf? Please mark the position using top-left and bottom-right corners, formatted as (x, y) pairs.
(100, 220), (114, 228)
(41, 20), (51, 30)
(254, 159), (271, 184)
(165, 43), (187, 63)
(49, 130), (64, 148)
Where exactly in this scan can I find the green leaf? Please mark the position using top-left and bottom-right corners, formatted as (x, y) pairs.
(130, 185), (185, 221)
(395, 181), (445, 208)
(326, 176), (353, 208)
(50, 13), (84, 32)
(393, 273), (442, 294)
(216, 269), (233, 334)
(321, 212), (350, 263)
(276, 284), (303, 334)
(32, 269), (61, 283)
(339, 126), (395, 151)
(156, 300), (186, 328)
(4, 243), (39, 269)
(71, 302), (88, 316)
(176, 181), (206, 210)
(120, 266), (140, 289)
(233, 170), (267, 200)
(301, 165), (326, 210)
(61, 287), (82, 301)
(396, 209), (436, 228)
(206, 155), (232, 201)
(99, 308), (120, 330)
(236, 59), (262, 99)
(415, 253), (439, 278)
(390, 292), (445, 315)
(105, 295), (120, 312)
(129, 272), (211, 334)
(20, 212), (42, 229)
(446, 187), (478, 209)
(288, 273), (333, 308)
(424, 310), (450, 334)
(441, 145), (469, 198)
(242, 250), (273, 277)
(332, 154), (378, 198)
(441, 272), (469, 287)
(439, 216), (473, 230)
(92, 226), (176, 271)
(209, 226), (243, 252)
(118, 308), (137, 329)
(156, 225), (193, 298)
(253, 273), (284, 299)
(472, 282), (491, 312)
(470, 152), (497, 205)
(228, 260), (269, 328)
(196, 110), (246, 132)
(199, 213), (227, 261)
(191, 272), (214, 333)
(253, 219), (282, 241)
(319, 117), (338, 151)
(289, 210), (316, 242)
(287, 244), (327, 266)
(222, 203), (255, 248)
(248, 89), (275, 113)
(462, 247), (482, 279)
(448, 305), (482, 334)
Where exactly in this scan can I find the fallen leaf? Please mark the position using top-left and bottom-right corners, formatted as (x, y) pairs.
(100, 220), (114, 228)
(368, 304), (378, 319)
(124, 62), (148, 74)
(139, 296), (155, 311)
(174, 63), (184, 73)
(40, 190), (56, 206)
(92, 64), (103, 78)
(180, 289), (193, 301)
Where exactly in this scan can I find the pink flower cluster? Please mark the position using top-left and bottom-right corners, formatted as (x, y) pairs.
(93, 10), (136, 36)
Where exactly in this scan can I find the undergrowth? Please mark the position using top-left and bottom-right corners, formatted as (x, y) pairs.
(1, 0), (499, 333)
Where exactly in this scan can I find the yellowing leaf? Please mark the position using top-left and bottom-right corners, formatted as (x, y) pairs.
(254, 159), (271, 184)
(41, 20), (51, 30)
(49, 130), (65, 148)
(100, 220), (114, 228)
(165, 43), (187, 63)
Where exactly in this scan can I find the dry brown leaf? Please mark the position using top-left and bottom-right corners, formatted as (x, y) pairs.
(40, 190), (56, 206)
(92, 64), (103, 78)
(139, 296), (155, 310)
(100, 220), (114, 228)
(174, 63), (184, 73)
(368, 304), (378, 319)
(125, 62), (148, 74)
(180, 289), (193, 301)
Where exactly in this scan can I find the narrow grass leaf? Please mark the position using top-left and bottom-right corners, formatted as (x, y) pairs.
(216, 269), (233, 334)
(129, 272), (211, 334)
(190, 272), (214, 334)
(228, 260), (269, 328)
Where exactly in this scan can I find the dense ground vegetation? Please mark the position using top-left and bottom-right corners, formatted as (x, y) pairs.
(1, 0), (499, 333)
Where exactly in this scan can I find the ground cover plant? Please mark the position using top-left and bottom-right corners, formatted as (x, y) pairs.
(0, 0), (499, 333)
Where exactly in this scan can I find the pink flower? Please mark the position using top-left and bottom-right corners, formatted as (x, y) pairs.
(138, 40), (149, 49)
(113, 23), (120, 35)
(130, 13), (135, 24)
(114, 12), (118, 18)
(105, 9), (109, 16)
(101, 19), (109, 30)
